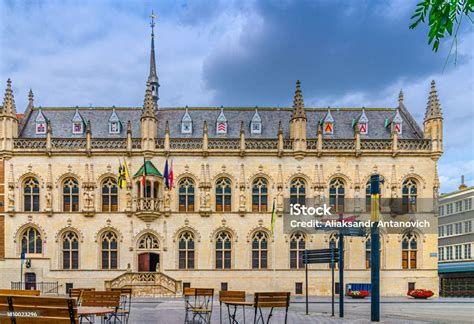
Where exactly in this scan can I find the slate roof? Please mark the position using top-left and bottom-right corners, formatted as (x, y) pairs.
(19, 106), (423, 139)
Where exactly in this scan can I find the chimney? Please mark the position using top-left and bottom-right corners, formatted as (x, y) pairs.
(459, 175), (467, 190)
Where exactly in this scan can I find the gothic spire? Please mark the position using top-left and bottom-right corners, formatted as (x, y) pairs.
(425, 80), (442, 121)
(292, 80), (306, 119)
(2, 78), (17, 115)
(148, 10), (159, 105)
(142, 82), (156, 117)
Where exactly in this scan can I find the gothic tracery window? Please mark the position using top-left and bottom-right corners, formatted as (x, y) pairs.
(23, 177), (40, 212)
(215, 178), (232, 212)
(290, 232), (306, 269)
(329, 178), (345, 212)
(178, 231), (195, 269)
(101, 231), (118, 270)
(21, 227), (42, 254)
(290, 178), (306, 205)
(252, 231), (268, 269)
(252, 178), (268, 212)
(62, 231), (79, 270)
(102, 178), (118, 212)
(179, 178), (195, 212)
(402, 178), (418, 212)
(63, 178), (79, 212)
(402, 232), (417, 269)
(215, 231), (232, 269)
(138, 234), (160, 250)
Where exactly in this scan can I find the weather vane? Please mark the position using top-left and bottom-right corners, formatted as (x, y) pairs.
(150, 10), (156, 33)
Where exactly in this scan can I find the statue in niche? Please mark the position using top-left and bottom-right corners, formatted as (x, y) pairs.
(205, 190), (211, 209)
(8, 191), (15, 210)
(239, 190), (246, 209)
(200, 190), (206, 209)
(45, 191), (52, 209)
(277, 187), (284, 211)
(126, 189), (132, 210)
(163, 189), (171, 210)
(354, 188), (361, 211)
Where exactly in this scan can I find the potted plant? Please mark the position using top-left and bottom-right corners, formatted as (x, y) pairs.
(346, 290), (370, 299)
(407, 289), (434, 299)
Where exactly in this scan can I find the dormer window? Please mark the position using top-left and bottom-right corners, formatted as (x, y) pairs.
(35, 109), (47, 135)
(181, 108), (193, 134)
(72, 109), (84, 134)
(251, 109), (262, 134)
(358, 109), (368, 135)
(216, 108), (227, 135)
(108, 109), (121, 134)
(323, 109), (334, 135)
(393, 109), (403, 135)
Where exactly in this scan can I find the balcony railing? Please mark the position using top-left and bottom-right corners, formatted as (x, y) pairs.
(134, 197), (161, 212)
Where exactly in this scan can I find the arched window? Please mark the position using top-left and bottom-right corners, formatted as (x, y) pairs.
(23, 178), (40, 212)
(252, 178), (268, 212)
(179, 178), (195, 212)
(402, 178), (418, 212)
(290, 232), (306, 269)
(365, 176), (383, 212)
(178, 231), (195, 269)
(252, 231), (268, 269)
(63, 178), (79, 212)
(137, 234), (160, 250)
(62, 231), (79, 270)
(101, 231), (118, 270)
(290, 178), (306, 205)
(21, 227), (42, 254)
(102, 178), (118, 212)
(402, 232), (417, 269)
(215, 178), (232, 212)
(329, 178), (345, 212)
(215, 231), (232, 269)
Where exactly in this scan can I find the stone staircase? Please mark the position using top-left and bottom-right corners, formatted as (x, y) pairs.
(104, 272), (182, 297)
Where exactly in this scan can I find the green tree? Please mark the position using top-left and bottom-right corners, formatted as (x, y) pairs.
(410, 0), (473, 52)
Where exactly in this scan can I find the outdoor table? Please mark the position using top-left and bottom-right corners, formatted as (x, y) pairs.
(78, 306), (114, 323)
(223, 300), (254, 324)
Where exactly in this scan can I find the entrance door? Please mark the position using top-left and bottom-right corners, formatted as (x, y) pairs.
(25, 273), (36, 290)
(138, 253), (160, 272)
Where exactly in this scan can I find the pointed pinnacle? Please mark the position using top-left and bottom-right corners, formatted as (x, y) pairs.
(398, 89), (404, 104)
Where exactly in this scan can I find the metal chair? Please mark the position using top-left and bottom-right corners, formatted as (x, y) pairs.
(109, 288), (132, 323)
(219, 290), (246, 324)
(186, 288), (214, 324)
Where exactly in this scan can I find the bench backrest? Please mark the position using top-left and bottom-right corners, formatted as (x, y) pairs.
(68, 288), (95, 299)
(254, 292), (291, 308)
(81, 290), (121, 308)
(183, 287), (196, 297)
(195, 288), (214, 297)
(0, 295), (78, 323)
(0, 289), (40, 296)
(219, 290), (245, 303)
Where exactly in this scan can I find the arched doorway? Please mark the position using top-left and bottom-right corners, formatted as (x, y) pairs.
(137, 233), (160, 272)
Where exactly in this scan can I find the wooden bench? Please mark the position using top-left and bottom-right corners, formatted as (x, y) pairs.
(107, 288), (133, 323)
(0, 295), (78, 323)
(0, 289), (40, 296)
(254, 292), (290, 324)
(68, 288), (95, 306)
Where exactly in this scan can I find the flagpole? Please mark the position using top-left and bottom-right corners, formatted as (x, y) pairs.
(272, 198), (276, 290)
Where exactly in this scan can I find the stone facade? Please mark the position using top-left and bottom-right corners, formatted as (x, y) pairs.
(0, 25), (444, 297)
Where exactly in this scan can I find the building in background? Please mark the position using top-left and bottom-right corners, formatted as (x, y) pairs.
(438, 178), (474, 297)
(0, 16), (443, 297)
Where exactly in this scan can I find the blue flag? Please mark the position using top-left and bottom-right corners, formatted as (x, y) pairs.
(164, 159), (169, 189)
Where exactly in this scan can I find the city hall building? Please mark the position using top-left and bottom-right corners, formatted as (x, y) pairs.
(0, 22), (443, 296)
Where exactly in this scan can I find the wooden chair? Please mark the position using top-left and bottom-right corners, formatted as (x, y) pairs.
(80, 290), (121, 323)
(68, 288), (95, 306)
(0, 295), (78, 323)
(253, 292), (290, 324)
(0, 289), (40, 296)
(183, 288), (196, 324)
(108, 288), (132, 323)
(186, 288), (214, 324)
(219, 291), (245, 324)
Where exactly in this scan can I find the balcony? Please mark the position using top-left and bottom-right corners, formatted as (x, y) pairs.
(134, 197), (162, 222)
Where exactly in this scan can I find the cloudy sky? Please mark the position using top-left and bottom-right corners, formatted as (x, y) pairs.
(0, 0), (472, 193)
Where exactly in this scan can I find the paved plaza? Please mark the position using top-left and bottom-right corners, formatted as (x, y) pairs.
(127, 296), (474, 323)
